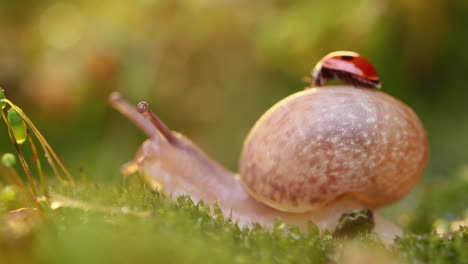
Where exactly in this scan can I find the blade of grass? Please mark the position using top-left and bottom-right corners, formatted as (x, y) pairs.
(1, 99), (75, 185)
(28, 130), (49, 197)
(1, 111), (37, 197)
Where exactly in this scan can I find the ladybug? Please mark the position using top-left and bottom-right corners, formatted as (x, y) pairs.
(311, 51), (381, 89)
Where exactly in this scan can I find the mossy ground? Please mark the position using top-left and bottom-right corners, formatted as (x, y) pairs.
(0, 176), (467, 264)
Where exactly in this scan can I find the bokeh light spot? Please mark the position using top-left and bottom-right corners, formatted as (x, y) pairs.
(39, 3), (85, 50)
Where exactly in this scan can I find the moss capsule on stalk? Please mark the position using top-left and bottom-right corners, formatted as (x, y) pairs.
(7, 108), (28, 144)
(2, 153), (17, 168)
(0, 88), (6, 109)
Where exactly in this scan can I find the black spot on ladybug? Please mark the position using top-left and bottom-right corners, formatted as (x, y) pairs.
(341, 55), (355, 61)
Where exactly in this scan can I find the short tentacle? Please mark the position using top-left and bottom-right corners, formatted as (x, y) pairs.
(137, 102), (178, 145)
(109, 92), (158, 138)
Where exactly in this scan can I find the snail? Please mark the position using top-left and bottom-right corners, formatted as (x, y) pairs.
(109, 53), (428, 243)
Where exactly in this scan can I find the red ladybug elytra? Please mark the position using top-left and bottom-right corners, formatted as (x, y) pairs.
(312, 51), (381, 89)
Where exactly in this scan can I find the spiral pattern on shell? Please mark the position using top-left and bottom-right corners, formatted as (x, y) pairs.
(239, 86), (429, 213)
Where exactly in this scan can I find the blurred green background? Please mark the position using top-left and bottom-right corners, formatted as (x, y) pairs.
(0, 0), (467, 222)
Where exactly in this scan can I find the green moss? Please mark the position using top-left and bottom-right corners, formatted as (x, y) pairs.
(0, 178), (467, 264)
(408, 179), (468, 233)
(395, 228), (468, 264)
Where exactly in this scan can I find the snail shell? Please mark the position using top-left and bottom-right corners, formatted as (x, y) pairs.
(240, 87), (429, 213)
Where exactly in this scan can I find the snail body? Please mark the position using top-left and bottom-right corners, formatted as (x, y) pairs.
(110, 85), (428, 243)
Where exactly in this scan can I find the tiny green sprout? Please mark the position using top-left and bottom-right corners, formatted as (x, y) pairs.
(0, 88), (6, 109)
(7, 108), (28, 144)
(2, 153), (17, 168)
(1, 185), (16, 201)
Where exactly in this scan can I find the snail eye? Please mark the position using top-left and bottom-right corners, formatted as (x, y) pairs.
(340, 55), (355, 61)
